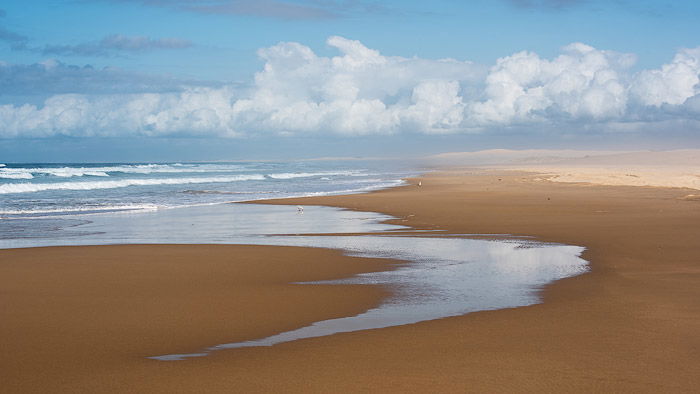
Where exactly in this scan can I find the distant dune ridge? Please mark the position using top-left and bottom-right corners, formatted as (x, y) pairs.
(425, 149), (700, 190)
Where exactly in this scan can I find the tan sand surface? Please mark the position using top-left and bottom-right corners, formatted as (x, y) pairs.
(2, 169), (700, 392)
(0, 245), (393, 393)
(427, 149), (700, 190)
(507, 150), (700, 190)
(520, 166), (700, 190)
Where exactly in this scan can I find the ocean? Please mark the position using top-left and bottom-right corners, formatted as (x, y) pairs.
(0, 159), (414, 241)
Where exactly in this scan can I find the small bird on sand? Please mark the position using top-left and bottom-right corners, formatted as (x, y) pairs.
(297, 206), (304, 213)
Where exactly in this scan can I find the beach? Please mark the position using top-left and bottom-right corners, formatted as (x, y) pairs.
(2, 168), (700, 392)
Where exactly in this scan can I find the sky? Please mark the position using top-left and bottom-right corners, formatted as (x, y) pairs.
(1, 0), (699, 162)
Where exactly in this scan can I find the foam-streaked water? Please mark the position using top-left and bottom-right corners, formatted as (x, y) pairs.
(0, 160), (412, 221)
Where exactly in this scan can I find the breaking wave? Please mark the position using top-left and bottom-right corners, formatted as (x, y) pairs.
(0, 204), (161, 217)
(0, 172), (34, 180)
(265, 171), (362, 179)
(0, 175), (267, 194)
(0, 163), (244, 178)
(0, 165), (363, 180)
(0, 171), (373, 194)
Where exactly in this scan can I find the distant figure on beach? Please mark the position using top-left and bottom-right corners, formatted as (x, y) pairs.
(297, 206), (304, 213)
(418, 181), (422, 187)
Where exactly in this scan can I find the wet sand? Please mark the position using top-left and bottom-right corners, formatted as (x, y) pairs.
(2, 169), (700, 392)
(0, 245), (393, 392)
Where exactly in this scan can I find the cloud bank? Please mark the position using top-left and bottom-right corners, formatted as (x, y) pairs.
(38, 34), (193, 57)
(0, 10), (29, 51)
(1, 9), (191, 56)
(0, 59), (221, 103)
(99, 0), (390, 20)
(1, 36), (699, 138)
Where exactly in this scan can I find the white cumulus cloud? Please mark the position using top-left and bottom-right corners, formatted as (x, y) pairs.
(1, 36), (699, 138)
(230, 36), (482, 135)
(468, 43), (636, 125)
(630, 47), (700, 107)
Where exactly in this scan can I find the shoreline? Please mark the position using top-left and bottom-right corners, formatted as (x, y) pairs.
(255, 168), (700, 391)
(0, 178), (413, 221)
(2, 168), (699, 392)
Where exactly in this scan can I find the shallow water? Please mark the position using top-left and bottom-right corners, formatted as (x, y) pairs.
(0, 203), (587, 359)
(0, 204), (403, 248)
(151, 234), (586, 360)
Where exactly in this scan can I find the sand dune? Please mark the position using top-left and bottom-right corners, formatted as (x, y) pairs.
(514, 150), (700, 190)
(526, 166), (700, 190)
(425, 148), (632, 166)
(426, 149), (700, 190)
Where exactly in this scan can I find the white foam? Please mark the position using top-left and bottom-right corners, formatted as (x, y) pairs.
(0, 172), (34, 179)
(298, 180), (405, 196)
(0, 204), (161, 216)
(0, 175), (266, 194)
(266, 171), (361, 179)
(0, 165), (374, 182)
(95, 163), (246, 174)
(0, 167), (110, 178)
(236, 180), (406, 203)
(51, 170), (109, 177)
(0, 164), (250, 178)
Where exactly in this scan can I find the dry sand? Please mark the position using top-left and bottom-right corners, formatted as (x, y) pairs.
(427, 149), (700, 190)
(517, 166), (700, 190)
(507, 150), (700, 190)
(2, 168), (700, 392)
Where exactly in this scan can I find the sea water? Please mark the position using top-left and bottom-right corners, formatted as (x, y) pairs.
(0, 159), (411, 243)
(0, 160), (410, 221)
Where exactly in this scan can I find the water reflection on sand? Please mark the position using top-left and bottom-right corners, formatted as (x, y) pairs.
(0, 203), (587, 360)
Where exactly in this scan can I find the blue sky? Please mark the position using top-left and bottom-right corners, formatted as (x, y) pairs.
(1, 0), (699, 161)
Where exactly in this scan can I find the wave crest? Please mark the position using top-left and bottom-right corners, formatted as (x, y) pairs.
(0, 163), (247, 178)
(0, 172), (34, 179)
(0, 204), (161, 217)
(0, 175), (266, 194)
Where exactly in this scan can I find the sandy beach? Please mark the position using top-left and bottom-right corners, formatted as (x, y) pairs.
(2, 168), (700, 392)
(6, 0), (700, 391)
